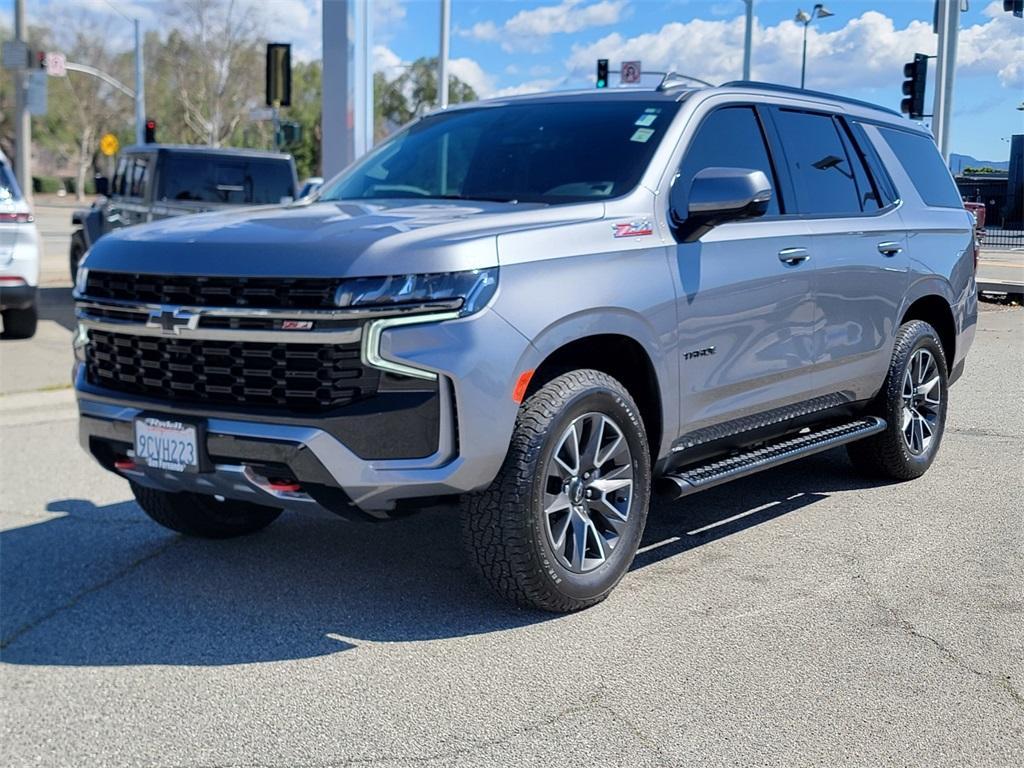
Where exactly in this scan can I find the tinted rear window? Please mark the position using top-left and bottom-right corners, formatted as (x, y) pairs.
(159, 156), (295, 205)
(877, 127), (962, 208)
(773, 109), (864, 216)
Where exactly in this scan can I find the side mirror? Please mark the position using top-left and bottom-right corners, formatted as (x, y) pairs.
(93, 175), (110, 197)
(670, 167), (772, 243)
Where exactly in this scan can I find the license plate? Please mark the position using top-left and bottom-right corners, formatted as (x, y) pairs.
(134, 416), (200, 473)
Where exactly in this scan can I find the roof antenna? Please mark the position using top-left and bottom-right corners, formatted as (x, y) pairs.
(656, 71), (715, 91)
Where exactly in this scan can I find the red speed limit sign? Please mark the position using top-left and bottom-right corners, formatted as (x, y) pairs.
(620, 61), (642, 85)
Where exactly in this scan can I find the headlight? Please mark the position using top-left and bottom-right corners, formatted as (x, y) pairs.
(333, 268), (498, 316)
(73, 266), (89, 297)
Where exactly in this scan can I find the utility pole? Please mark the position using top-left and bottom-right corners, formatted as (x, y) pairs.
(13, 0), (32, 204)
(742, 0), (753, 81)
(134, 18), (146, 146)
(931, 0), (960, 161)
(438, 0), (451, 108)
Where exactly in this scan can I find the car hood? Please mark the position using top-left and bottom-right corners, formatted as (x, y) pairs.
(83, 199), (604, 278)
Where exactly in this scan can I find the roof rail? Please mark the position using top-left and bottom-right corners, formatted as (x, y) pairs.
(657, 71), (715, 91)
(720, 80), (902, 117)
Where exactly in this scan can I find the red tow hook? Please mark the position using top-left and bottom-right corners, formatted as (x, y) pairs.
(267, 478), (302, 493)
(114, 458), (137, 471)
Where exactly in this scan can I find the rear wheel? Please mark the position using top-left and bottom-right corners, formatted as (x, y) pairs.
(1, 305), (38, 340)
(847, 320), (949, 480)
(462, 370), (651, 612)
(131, 483), (282, 538)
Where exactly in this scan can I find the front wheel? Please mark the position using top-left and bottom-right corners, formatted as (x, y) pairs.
(462, 370), (651, 612)
(847, 320), (949, 480)
(131, 483), (282, 538)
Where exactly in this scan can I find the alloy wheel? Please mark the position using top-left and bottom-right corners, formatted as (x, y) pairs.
(902, 348), (942, 455)
(543, 412), (634, 573)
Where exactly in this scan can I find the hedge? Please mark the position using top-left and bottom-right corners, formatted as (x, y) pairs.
(62, 176), (96, 195)
(32, 175), (64, 194)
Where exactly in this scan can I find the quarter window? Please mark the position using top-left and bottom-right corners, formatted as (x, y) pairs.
(773, 109), (863, 216)
(877, 126), (962, 208)
(676, 106), (781, 216)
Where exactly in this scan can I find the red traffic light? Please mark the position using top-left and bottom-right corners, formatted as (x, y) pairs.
(144, 119), (156, 143)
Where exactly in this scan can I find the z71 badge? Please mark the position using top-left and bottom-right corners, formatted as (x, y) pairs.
(613, 219), (653, 238)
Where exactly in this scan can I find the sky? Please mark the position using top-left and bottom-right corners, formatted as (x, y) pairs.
(8, 0), (1024, 161)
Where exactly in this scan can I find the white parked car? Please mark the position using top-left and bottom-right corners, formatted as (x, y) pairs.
(0, 151), (40, 339)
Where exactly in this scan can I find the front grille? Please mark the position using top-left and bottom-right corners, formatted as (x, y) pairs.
(84, 271), (341, 309)
(85, 330), (379, 411)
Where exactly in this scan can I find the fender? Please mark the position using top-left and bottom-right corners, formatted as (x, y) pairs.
(71, 206), (105, 249)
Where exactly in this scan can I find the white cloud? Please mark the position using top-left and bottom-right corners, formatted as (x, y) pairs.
(565, 9), (1023, 92)
(491, 78), (567, 98)
(449, 57), (496, 97)
(461, 0), (627, 53)
(374, 0), (406, 27)
(373, 44), (406, 81)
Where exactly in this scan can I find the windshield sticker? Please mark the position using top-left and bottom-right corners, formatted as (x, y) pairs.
(634, 113), (658, 127)
(613, 219), (653, 238)
(630, 127), (655, 143)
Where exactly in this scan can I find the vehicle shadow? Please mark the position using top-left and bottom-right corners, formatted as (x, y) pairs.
(0, 449), (889, 667)
(35, 286), (75, 332)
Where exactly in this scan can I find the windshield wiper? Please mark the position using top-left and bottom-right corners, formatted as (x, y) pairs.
(432, 194), (526, 204)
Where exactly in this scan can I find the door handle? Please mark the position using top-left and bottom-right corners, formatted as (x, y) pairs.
(877, 241), (903, 256)
(778, 247), (810, 265)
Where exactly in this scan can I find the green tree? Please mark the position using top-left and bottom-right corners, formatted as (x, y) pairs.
(375, 57), (478, 141)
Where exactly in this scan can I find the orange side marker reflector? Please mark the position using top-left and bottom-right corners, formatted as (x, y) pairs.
(512, 369), (535, 404)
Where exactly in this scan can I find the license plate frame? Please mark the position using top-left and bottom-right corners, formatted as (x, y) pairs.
(133, 415), (208, 473)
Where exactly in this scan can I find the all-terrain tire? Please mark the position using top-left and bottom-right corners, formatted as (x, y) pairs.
(846, 320), (949, 480)
(131, 483), (282, 538)
(1, 305), (38, 340)
(461, 370), (651, 612)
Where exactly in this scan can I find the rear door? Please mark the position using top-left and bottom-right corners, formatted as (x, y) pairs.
(768, 107), (909, 402)
(669, 103), (816, 436)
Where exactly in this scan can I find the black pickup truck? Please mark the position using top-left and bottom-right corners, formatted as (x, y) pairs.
(70, 145), (297, 280)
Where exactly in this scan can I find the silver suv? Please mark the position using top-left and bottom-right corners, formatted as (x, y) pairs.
(73, 82), (977, 611)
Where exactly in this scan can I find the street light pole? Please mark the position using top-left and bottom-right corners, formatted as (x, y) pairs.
(438, 0), (451, 109)
(795, 4), (834, 89)
(742, 0), (753, 80)
(13, 0), (31, 204)
(134, 18), (146, 146)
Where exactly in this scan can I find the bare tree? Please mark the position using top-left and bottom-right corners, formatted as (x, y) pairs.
(48, 17), (134, 200)
(163, 0), (265, 147)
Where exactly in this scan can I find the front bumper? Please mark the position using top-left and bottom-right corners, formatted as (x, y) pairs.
(75, 307), (532, 517)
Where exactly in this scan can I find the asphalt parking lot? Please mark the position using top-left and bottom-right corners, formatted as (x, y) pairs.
(0, 203), (1021, 767)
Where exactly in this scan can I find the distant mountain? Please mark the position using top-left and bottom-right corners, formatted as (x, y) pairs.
(949, 153), (1009, 174)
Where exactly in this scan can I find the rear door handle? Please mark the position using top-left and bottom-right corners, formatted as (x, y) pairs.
(778, 247), (810, 265)
(877, 241), (903, 256)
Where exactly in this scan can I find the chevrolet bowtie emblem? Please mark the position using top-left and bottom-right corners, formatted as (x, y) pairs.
(146, 308), (201, 335)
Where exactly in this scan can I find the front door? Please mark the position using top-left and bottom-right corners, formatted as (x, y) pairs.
(670, 105), (817, 438)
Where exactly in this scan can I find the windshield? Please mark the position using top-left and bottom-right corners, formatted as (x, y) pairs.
(320, 100), (680, 205)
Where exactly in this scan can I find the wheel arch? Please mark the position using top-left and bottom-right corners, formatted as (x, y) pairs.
(900, 294), (956, 370)
(526, 332), (665, 464)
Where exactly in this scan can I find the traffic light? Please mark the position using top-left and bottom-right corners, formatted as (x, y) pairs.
(36, 50), (46, 69)
(144, 119), (156, 143)
(596, 59), (608, 89)
(266, 43), (292, 107)
(900, 53), (928, 120)
(1005, 0), (1023, 18)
